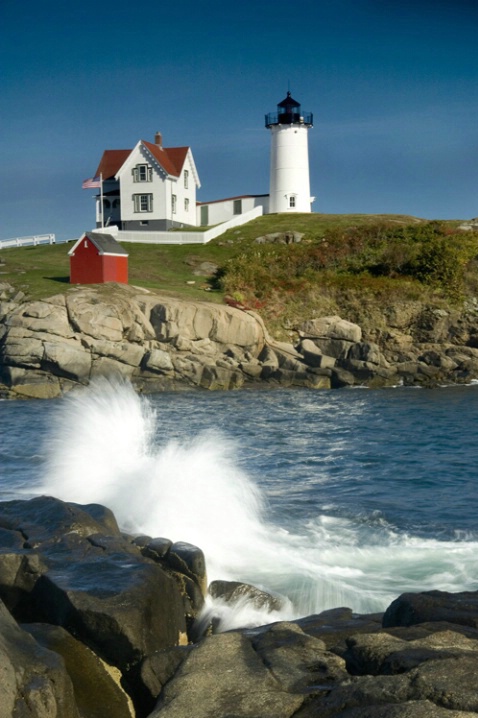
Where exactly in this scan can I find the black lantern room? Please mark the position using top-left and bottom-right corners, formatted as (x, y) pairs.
(265, 91), (313, 128)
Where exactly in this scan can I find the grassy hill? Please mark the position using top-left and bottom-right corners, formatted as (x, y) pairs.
(1, 213), (477, 340)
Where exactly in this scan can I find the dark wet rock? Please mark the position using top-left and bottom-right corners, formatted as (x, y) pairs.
(167, 541), (207, 593)
(138, 536), (173, 559)
(209, 579), (284, 612)
(383, 590), (478, 629)
(295, 607), (384, 653)
(0, 496), (206, 714)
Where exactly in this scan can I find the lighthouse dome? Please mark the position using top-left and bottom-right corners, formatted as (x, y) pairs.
(265, 91), (313, 127)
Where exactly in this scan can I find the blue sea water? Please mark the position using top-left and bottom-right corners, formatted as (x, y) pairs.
(1, 381), (478, 627)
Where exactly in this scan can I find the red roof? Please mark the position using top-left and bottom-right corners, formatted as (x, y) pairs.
(143, 142), (189, 177)
(95, 150), (131, 181)
(94, 143), (189, 180)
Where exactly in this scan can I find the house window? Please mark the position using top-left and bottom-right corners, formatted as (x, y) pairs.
(133, 193), (153, 212)
(172, 194), (177, 214)
(185, 198), (189, 212)
(233, 199), (242, 215)
(184, 170), (189, 189)
(289, 196), (296, 208)
(133, 164), (153, 182)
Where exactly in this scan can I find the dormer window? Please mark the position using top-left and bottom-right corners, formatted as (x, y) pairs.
(133, 164), (153, 182)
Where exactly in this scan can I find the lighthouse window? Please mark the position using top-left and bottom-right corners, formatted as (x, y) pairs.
(233, 199), (242, 215)
(133, 193), (153, 212)
(289, 196), (296, 208)
(133, 164), (153, 182)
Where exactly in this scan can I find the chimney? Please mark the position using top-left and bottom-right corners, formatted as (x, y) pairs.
(154, 131), (162, 149)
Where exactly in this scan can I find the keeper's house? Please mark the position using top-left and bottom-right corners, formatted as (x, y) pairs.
(89, 132), (200, 231)
(69, 232), (128, 284)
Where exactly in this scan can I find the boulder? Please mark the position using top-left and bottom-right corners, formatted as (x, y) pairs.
(209, 580), (283, 612)
(383, 590), (478, 629)
(149, 298), (265, 352)
(24, 623), (133, 718)
(0, 599), (80, 718)
(6, 299), (73, 338)
(298, 338), (336, 368)
(345, 341), (387, 367)
(344, 629), (478, 676)
(0, 497), (202, 690)
(142, 348), (174, 374)
(298, 315), (362, 343)
(248, 621), (348, 693)
(149, 631), (305, 718)
(43, 339), (92, 380)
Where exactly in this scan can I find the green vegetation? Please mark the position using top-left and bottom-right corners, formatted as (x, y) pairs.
(1, 215), (477, 340)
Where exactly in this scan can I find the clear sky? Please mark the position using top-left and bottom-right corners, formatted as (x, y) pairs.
(1, 0), (477, 241)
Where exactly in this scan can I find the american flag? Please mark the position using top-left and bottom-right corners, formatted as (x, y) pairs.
(82, 176), (101, 189)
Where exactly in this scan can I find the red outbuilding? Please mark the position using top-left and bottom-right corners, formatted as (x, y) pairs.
(69, 231), (129, 284)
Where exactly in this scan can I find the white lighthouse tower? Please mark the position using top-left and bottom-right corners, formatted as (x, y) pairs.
(265, 91), (313, 213)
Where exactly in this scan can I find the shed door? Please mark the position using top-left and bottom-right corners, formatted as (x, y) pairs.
(200, 205), (209, 226)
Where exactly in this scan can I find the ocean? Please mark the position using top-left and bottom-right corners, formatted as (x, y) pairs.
(1, 379), (478, 630)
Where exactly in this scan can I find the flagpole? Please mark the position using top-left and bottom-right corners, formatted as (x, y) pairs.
(100, 173), (104, 228)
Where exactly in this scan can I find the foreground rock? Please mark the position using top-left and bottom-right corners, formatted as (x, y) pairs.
(2, 283), (478, 397)
(2, 497), (478, 717)
(0, 496), (206, 716)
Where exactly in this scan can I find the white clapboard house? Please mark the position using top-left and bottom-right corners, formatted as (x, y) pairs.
(87, 132), (200, 231)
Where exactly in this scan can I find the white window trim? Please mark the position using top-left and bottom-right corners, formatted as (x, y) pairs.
(133, 193), (153, 212)
(132, 164), (153, 183)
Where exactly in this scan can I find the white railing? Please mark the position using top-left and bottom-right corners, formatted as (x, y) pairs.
(99, 206), (264, 245)
(0, 233), (56, 249)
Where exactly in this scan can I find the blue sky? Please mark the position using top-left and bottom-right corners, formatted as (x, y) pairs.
(1, 0), (477, 241)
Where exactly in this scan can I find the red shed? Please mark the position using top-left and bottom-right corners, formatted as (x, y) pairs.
(69, 231), (128, 284)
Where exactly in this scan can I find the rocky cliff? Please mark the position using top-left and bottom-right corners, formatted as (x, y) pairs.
(1, 281), (478, 398)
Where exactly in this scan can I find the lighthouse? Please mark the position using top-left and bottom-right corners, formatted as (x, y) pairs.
(265, 91), (313, 214)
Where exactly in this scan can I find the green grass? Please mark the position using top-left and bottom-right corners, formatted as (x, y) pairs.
(0, 240), (232, 303)
(0, 214), (474, 343)
(2, 213), (386, 301)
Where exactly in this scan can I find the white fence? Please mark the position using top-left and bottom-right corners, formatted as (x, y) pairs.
(104, 206), (264, 245)
(0, 234), (56, 249)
